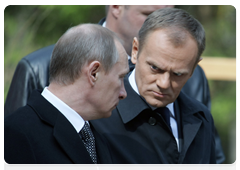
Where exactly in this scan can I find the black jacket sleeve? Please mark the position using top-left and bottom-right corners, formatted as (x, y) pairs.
(4, 59), (38, 116)
(4, 45), (54, 116)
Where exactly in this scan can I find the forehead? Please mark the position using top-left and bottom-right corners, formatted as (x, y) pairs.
(144, 28), (197, 51)
(141, 29), (198, 68)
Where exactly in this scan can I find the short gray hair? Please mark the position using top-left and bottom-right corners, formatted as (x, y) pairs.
(138, 8), (205, 63)
(49, 24), (119, 85)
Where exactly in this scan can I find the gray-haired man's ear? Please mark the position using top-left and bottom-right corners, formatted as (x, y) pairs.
(88, 61), (101, 86)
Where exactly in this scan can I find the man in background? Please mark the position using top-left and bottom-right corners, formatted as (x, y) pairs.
(5, 24), (129, 164)
(4, 5), (225, 163)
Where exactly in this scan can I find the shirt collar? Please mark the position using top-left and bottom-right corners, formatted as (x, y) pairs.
(41, 87), (85, 132)
(128, 69), (139, 95)
(128, 69), (175, 117)
(102, 21), (106, 27)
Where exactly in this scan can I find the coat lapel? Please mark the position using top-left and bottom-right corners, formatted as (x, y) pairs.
(117, 74), (150, 124)
(177, 92), (206, 163)
(91, 123), (113, 163)
(53, 113), (93, 164)
(179, 113), (202, 163)
(28, 90), (93, 164)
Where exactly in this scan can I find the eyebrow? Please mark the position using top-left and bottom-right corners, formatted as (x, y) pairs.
(146, 59), (189, 75)
(146, 60), (163, 70)
(172, 69), (189, 75)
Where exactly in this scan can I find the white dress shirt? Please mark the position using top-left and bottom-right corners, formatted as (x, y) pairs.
(41, 87), (99, 170)
(41, 87), (85, 133)
(129, 69), (179, 150)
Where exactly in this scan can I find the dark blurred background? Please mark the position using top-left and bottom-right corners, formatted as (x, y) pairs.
(4, 5), (236, 164)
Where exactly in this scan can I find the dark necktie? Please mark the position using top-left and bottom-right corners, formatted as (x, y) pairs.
(79, 122), (97, 164)
(155, 107), (172, 131)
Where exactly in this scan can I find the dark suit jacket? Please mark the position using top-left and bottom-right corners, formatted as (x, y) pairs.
(4, 90), (112, 164)
(91, 73), (216, 164)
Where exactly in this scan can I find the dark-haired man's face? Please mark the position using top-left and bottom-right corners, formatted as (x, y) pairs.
(131, 29), (199, 107)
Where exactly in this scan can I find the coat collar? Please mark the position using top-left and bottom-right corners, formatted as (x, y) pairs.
(117, 73), (210, 124)
(117, 73), (212, 162)
(117, 74), (150, 124)
(27, 90), (93, 164)
(177, 90), (210, 122)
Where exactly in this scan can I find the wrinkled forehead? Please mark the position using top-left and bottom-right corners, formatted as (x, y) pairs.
(143, 27), (198, 53)
(140, 28), (198, 67)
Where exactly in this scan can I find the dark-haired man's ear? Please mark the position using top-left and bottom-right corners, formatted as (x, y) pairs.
(111, 5), (124, 19)
(131, 37), (139, 64)
(88, 61), (101, 86)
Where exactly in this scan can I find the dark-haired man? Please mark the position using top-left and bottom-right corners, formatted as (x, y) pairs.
(92, 8), (216, 164)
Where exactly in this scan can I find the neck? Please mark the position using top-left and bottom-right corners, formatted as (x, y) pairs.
(48, 81), (93, 121)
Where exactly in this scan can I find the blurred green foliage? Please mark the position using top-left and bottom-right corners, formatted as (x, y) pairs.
(4, 5), (236, 163)
(177, 5), (236, 57)
(4, 5), (106, 100)
(177, 5), (236, 164)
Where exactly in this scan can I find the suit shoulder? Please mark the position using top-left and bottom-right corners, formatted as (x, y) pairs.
(194, 65), (205, 76)
(178, 92), (212, 121)
(5, 106), (40, 130)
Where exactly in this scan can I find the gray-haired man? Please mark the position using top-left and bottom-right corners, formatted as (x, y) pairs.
(5, 24), (129, 164)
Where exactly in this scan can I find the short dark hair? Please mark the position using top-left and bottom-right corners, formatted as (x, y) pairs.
(138, 8), (205, 63)
(49, 24), (119, 85)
